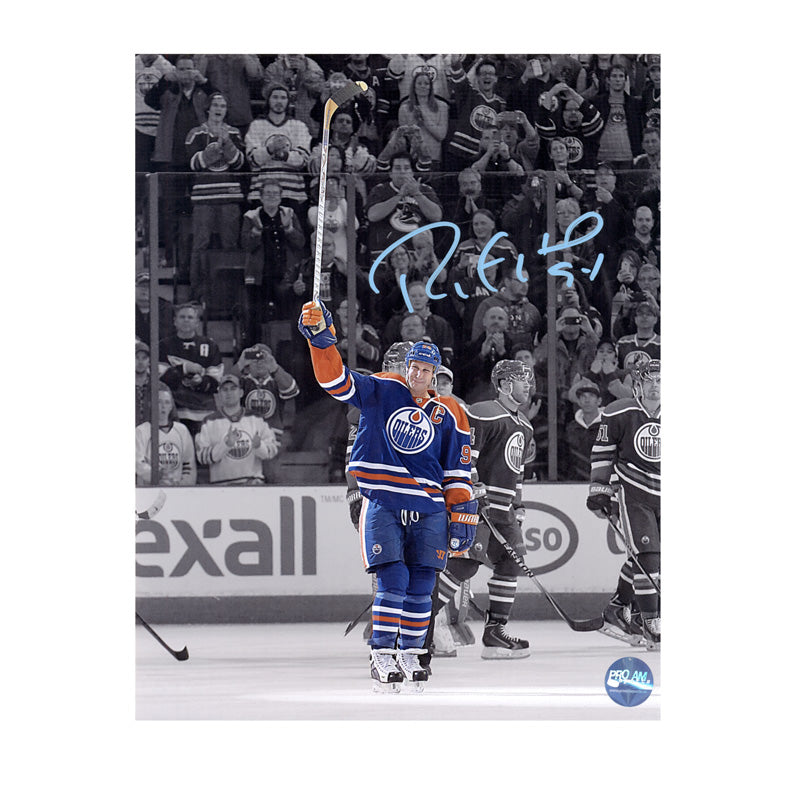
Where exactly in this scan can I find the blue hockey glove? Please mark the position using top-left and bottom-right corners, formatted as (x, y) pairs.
(448, 499), (479, 553)
(297, 301), (337, 348)
(586, 482), (615, 519)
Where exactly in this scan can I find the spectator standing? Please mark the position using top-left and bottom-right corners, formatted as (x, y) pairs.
(633, 126), (660, 173)
(615, 300), (661, 372)
(562, 382), (604, 480)
(499, 170), (548, 265)
(470, 264), (543, 351)
(334, 297), (382, 373)
(241, 178), (305, 338)
(447, 208), (519, 341)
(135, 340), (152, 427)
(135, 273), (174, 347)
(158, 302), (224, 436)
(135, 382), (197, 486)
(308, 175), (348, 262)
(262, 55), (326, 138)
(533, 306), (600, 430)
(496, 109), (540, 172)
(193, 55), (264, 135)
(507, 54), (558, 119)
(397, 70), (450, 169)
(445, 57), (508, 171)
(444, 168), (493, 238)
(534, 83), (603, 169)
(144, 56), (215, 272)
(381, 281), (455, 364)
(195, 374), (279, 485)
(619, 205), (660, 268)
(461, 306), (515, 403)
(577, 340), (630, 406)
(185, 92), (246, 304)
(135, 54), (175, 174)
(236, 344), (299, 475)
(244, 82), (312, 213)
(365, 152), (443, 260)
(470, 124), (526, 210)
(640, 56), (661, 131)
(541, 137), (584, 201)
(594, 63), (643, 170)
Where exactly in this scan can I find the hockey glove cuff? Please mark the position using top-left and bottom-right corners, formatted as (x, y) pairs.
(297, 301), (337, 348)
(586, 482), (615, 519)
(346, 489), (363, 530)
(448, 499), (479, 553)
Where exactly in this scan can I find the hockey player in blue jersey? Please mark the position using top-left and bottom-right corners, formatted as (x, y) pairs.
(587, 358), (660, 650)
(298, 301), (478, 691)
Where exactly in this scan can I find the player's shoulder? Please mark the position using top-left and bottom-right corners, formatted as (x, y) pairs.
(602, 398), (640, 417)
(467, 399), (506, 420)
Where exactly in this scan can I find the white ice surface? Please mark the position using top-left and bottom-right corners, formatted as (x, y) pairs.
(136, 619), (659, 720)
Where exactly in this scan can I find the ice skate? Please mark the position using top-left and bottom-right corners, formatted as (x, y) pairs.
(481, 618), (530, 659)
(432, 607), (457, 658)
(370, 648), (403, 693)
(396, 648), (429, 692)
(598, 597), (646, 646)
(641, 615), (660, 652)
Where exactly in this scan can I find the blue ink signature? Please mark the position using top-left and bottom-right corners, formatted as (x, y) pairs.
(369, 213), (605, 313)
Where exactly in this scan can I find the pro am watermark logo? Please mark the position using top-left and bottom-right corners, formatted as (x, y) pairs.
(634, 422), (660, 462)
(504, 431), (525, 473)
(520, 501), (579, 574)
(386, 407), (434, 454)
(604, 657), (654, 707)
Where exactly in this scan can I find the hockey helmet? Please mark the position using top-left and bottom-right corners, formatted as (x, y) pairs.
(405, 341), (442, 371)
(631, 358), (660, 397)
(491, 359), (534, 392)
(382, 341), (414, 372)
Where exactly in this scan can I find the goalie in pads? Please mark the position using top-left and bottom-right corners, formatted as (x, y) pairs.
(299, 303), (476, 691)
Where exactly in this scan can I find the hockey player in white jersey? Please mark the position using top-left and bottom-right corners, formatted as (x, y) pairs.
(299, 302), (477, 691)
(587, 359), (660, 650)
(425, 359), (535, 659)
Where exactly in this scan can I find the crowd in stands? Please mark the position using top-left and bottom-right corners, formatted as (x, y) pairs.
(135, 53), (661, 484)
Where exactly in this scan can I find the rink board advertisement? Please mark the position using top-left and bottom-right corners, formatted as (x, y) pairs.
(135, 484), (625, 600)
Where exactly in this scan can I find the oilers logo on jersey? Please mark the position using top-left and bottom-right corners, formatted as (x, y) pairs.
(504, 431), (526, 473)
(386, 407), (435, 454)
(227, 429), (256, 460)
(634, 422), (661, 462)
(244, 388), (277, 419)
(159, 442), (181, 472)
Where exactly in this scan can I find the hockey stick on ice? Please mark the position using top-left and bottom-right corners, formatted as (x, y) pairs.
(344, 598), (373, 637)
(136, 612), (189, 661)
(136, 489), (166, 520)
(481, 511), (603, 632)
(134, 491), (188, 660)
(309, 80), (368, 331)
(602, 511), (661, 596)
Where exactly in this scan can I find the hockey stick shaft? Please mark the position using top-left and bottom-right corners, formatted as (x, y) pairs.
(136, 611), (189, 661)
(344, 597), (373, 636)
(481, 511), (602, 632)
(603, 511), (661, 596)
(312, 80), (368, 305)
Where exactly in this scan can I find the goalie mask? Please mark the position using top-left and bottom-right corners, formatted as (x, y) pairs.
(382, 341), (414, 373)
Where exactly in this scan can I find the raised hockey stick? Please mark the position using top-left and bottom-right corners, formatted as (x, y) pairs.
(136, 612), (189, 661)
(136, 489), (166, 520)
(310, 80), (368, 329)
(602, 511), (661, 596)
(481, 511), (603, 632)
